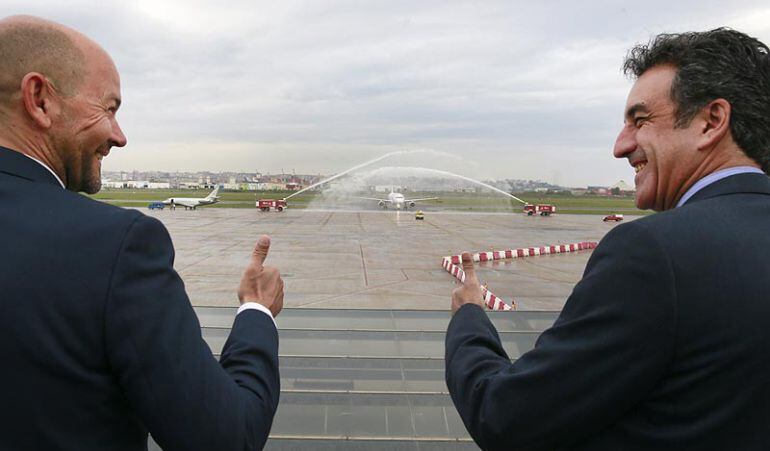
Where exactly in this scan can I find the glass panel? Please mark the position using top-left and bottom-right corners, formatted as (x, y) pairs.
(390, 310), (453, 331)
(390, 310), (559, 332)
(193, 307), (237, 328)
(278, 310), (399, 330)
(280, 357), (446, 392)
(203, 329), (540, 359)
(488, 311), (559, 332)
(194, 307), (559, 332)
(272, 392), (466, 439)
(263, 439), (479, 450)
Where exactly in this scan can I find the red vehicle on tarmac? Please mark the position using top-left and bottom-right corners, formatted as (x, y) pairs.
(523, 204), (556, 216)
(257, 199), (287, 212)
(603, 213), (624, 222)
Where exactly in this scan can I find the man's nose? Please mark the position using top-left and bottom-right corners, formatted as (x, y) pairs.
(613, 125), (635, 159)
(111, 119), (127, 147)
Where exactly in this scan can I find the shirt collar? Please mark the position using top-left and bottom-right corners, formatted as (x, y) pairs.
(676, 166), (764, 208)
(19, 153), (65, 189)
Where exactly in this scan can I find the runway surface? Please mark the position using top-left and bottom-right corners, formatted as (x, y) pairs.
(145, 208), (628, 311)
(143, 208), (631, 450)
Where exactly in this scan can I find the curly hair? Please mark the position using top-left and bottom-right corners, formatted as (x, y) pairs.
(623, 28), (770, 173)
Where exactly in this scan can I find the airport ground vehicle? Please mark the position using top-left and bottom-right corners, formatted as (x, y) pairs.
(257, 199), (287, 212)
(523, 204), (556, 216)
(415, 210), (425, 220)
(147, 201), (165, 210)
(603, 213), (624, 222)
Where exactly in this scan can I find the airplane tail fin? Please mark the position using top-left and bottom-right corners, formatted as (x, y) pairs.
(207, 186), (220, 199)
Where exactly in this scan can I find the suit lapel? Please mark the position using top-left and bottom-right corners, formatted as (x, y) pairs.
(685, 172), (770, 205)
(0, 146), (63, 188)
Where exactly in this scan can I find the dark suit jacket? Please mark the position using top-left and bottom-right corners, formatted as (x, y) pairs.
(0, 147), (279, 450)
(446, 172), (770, 451)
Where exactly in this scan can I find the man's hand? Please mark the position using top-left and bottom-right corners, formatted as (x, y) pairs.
(451, 252), (486, 314)
(238, 235), (284, 317)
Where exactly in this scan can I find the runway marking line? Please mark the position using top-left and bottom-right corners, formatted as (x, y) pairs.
(359, 243), (369, 286)
(320, 212), (334, 227)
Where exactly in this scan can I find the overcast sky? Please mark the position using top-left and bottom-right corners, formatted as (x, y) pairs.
(3, 1), (769, 186)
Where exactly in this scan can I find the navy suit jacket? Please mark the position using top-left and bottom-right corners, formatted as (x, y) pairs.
(0, 147), (279, 450)
(446, 172), (770, 450)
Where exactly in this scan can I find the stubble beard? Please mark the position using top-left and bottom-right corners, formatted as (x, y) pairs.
(78, 148), (102, 194)
(57, 139), (102, 194)
(80, 171), (102, 194)
(54, 108), (103, 194)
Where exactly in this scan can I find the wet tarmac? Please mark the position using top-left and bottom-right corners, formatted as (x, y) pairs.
(142, 208), (635, 449)
(143, 208), (630, 311)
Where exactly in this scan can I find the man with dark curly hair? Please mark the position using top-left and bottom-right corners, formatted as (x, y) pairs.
(446, 28), (770, 450)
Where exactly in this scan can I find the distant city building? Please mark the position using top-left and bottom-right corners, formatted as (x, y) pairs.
(611, 180), (635, 194)
(373, 185), (403, 193)
(99, 170), (621, 195)
(101, 180), (171, 189)
(587, 186), (609, 195)
(261, 182), (286, 191)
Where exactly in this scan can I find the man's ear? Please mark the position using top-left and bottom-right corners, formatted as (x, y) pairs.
(696, 98), (731, 151)
(19, 72), (60, 129)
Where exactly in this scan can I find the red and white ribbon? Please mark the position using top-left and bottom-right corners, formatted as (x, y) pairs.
(442, 241), (598, 311)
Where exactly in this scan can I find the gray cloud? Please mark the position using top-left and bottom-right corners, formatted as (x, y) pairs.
(2, 1), (769, 186)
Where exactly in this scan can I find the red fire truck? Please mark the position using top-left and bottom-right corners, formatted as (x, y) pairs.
(523, 204), (556, 216)
(257, 199), (287, 212)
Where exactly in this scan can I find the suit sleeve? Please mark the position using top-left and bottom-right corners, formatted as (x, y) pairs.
(445, 221), (677, 451)
(104, 215), (279, 451)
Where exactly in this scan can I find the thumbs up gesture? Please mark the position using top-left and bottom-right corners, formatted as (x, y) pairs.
(451, 252), (486, 314)
(238, 235), (284, 317)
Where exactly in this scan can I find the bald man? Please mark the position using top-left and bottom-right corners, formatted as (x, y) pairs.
(0, 16), (282, 450)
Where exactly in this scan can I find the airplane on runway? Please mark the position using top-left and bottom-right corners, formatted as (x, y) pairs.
(359, 189), (438, 210)
(163, 187), (220, 210)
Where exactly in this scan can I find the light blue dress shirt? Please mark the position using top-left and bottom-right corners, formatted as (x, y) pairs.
(676, 166), (765, 208)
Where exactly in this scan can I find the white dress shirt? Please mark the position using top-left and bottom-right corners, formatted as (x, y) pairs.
(21, 153), (65, 188)
(237, 302), (277, 328)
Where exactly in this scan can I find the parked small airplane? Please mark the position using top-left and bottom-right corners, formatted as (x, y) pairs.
(359, 189), (438, 210)
(163, 187), (220, 210)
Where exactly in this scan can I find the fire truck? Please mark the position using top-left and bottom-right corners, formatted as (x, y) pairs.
(257, 199), (287, 212)
(523, 204), (556, 216)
